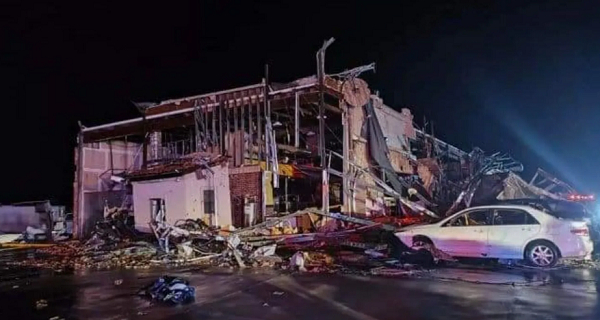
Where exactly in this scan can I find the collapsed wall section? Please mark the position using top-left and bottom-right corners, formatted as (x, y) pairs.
(73, 140), (141, 238)
(347, 96), (417, 215)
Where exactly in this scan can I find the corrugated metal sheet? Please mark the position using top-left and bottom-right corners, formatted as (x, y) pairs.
(373, 104), (415, 152)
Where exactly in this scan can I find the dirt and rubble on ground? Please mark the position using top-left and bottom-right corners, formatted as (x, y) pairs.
(4, 199), (596, 275)
(2, 207), (451, 277)
(561, 257), (600, 270)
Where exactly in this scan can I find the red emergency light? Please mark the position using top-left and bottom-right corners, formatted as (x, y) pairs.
(567, 194), (595, 202)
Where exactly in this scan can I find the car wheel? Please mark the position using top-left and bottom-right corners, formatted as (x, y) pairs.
(412, 236), (433, 248)
(525, 241), (559, 268)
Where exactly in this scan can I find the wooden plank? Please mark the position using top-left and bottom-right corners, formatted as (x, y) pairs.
(248, 90), (254, 163)
(212, 97), (217, 153)
(218, 95), (224, 154)
(234, 92), (239, 139)
(203, 98), (209, 147)
(257, 88), (263, 162)
(294, 91), (300, 148)
(233, 91), (240, 165)
(226, 93), (231, 155)
(240, 90), (246, 164)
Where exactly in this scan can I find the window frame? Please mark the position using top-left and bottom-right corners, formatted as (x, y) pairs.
(492, 208), (540, 226)
(150, 198), (166, 222)
(203, 189), (215, 214)
(442, 209), (493, 227)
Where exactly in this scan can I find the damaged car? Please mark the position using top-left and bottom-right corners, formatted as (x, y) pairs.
(395, 204), (593, 267)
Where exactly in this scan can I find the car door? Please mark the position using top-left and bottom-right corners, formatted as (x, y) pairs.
(433, 209), (493, 258)
(487, 208), (541, 259)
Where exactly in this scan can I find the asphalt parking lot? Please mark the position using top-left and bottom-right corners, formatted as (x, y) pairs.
(0, 263), (599, 320)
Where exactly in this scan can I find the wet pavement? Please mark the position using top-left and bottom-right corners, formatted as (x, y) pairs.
(0, 264), (599, 320)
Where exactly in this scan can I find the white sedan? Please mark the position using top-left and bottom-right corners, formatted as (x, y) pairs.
(396, 204), (593, 267)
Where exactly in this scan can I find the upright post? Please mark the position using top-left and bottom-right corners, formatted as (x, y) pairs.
(142, 112), (148, 168)
(264, 64), (270, 170)
(317, 37), (335, 214)
(341, 101), (350, 214)
(258, 81), (264, 162)
(76, 127), (85, 239)
(294, 91), (300, 148)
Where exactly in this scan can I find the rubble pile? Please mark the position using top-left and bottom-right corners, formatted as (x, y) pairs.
(6, 195), (596, 274)
(5, 207), (446, 276)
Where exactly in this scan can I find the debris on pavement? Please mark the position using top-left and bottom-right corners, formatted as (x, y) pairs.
(5, 200), (595, 276)
(138, 276), (196, 305)
(4, 206), (461, 276)
(290, 251), (307, 272)
(560, 259), (600, 270)
(35, 299), (48, 309)
(0, 234), (22, 244)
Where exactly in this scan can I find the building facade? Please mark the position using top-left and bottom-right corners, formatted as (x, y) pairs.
(73, 67), (471, 238)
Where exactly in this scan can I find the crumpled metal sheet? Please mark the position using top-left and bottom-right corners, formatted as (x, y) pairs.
(362, 100), (433, 206)
(529, 168), (577, 196)
(497, 172), (561, 200)
(138, 276), (195, 305)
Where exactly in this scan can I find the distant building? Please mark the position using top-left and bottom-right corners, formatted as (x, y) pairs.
(0, 200), (62, 238)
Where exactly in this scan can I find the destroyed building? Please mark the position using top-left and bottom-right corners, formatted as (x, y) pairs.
(73, 44), (531, 239)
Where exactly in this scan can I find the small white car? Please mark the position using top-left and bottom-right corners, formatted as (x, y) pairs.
(396, 204), (593, 267)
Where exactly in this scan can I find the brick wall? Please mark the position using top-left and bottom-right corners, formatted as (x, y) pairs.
(229, 169), (262, 227)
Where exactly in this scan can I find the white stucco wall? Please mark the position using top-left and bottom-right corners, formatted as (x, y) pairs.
(132, 164), (232, 233)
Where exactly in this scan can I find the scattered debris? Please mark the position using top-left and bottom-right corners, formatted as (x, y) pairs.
(35, 299), (48, 310)
(370, 267), (418, 277)
(5, 202), (594, 276)
(561, 259), (600, 270)
(0, 234), (22, 244)
(138, 276), (195, 305)
(290, 251), (307, 272)
(4, 206), (459, 276)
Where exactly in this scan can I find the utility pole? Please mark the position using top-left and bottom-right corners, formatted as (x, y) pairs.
(317, 38), (335, 214)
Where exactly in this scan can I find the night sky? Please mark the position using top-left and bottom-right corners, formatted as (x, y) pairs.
(3, 1), (600, 208)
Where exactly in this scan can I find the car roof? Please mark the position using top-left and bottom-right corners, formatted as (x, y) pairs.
(460, 204), (538, 211)
(451, 204), (554, 222)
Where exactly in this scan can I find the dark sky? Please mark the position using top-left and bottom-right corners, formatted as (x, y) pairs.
(3, 1), (600, 207)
